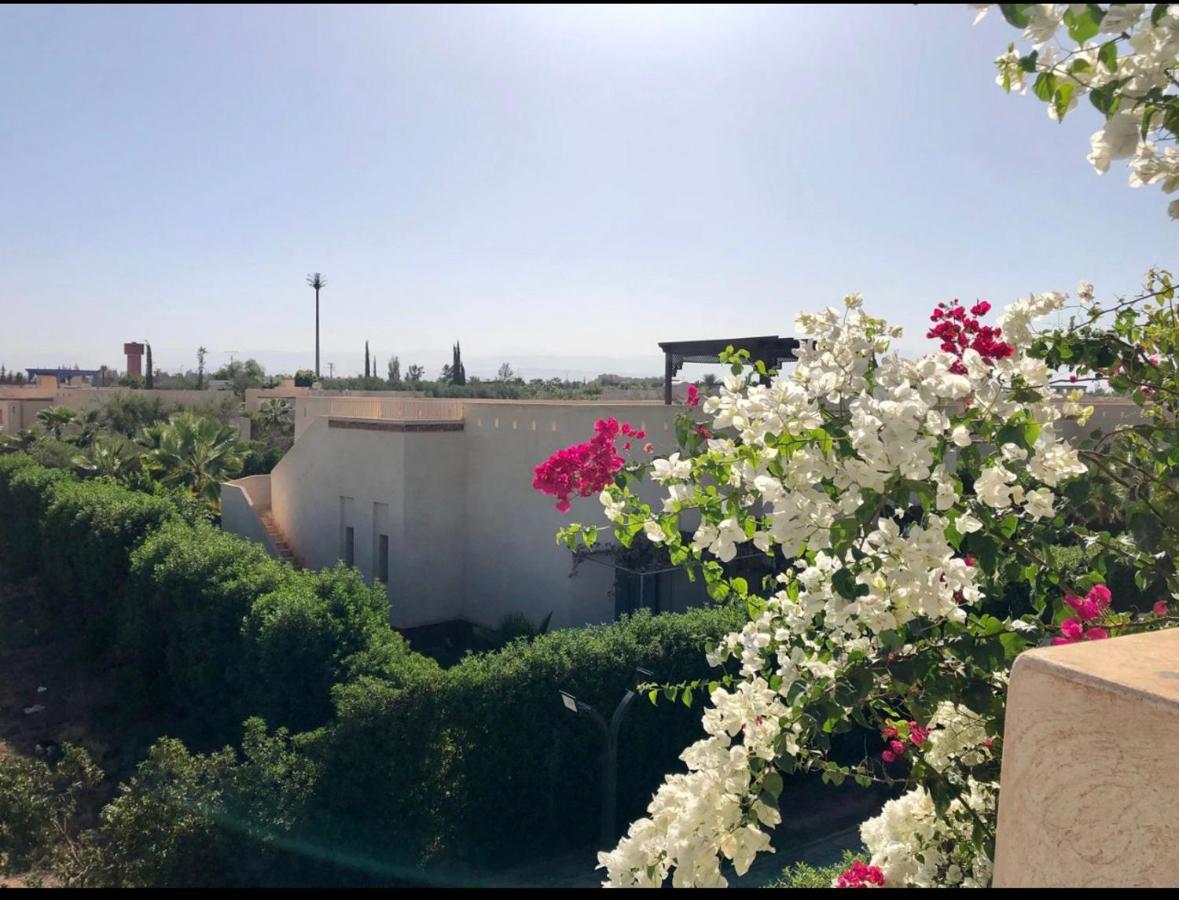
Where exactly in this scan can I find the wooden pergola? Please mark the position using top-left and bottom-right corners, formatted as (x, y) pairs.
(657, 335), (803, 404)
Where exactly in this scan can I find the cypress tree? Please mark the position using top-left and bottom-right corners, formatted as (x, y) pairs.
(146, 343), (154, 389)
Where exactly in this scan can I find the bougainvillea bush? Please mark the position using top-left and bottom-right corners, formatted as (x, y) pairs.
(533, 275), (1179, 887)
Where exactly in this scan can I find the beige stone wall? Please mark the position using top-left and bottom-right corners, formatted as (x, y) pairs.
(994, 628), (1179, 887)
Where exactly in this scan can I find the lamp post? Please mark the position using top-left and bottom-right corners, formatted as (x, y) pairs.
(559, 667), (653, 849)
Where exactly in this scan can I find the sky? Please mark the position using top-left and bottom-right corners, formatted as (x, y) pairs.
(1, 3), (1174, 381)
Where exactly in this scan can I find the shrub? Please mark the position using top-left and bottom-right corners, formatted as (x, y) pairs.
(0, 455), (65, 575)
(0, 744), (103, 877)
(78, 720), (320, 887)
(436, 604), (745, 863)
(123, 520), (292, 737)
(38, 478), (176, 641)
(241, 564), (395, 732)
(307, 604), (745, 869)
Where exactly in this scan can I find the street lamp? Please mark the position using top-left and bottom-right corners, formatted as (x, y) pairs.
(559, 667), (654, 849)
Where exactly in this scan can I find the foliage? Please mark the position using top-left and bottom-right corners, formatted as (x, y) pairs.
(141, 412), (245, 508)
(36, 405), (78, 440)
(767, 850), (862, 888)
(984, 3), (1179, 218)
(73, 722), (320, 887)
(0, 744), (103, 877)
(546, 288), (1179, 887)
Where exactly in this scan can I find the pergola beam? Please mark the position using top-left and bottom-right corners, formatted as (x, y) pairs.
(657, 335), (802, 404)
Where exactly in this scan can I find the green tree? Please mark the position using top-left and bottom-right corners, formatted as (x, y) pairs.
(72, 434), (137, 481)
(387, 356), (401, 386)
(197, 347), (207, 390)
(405, 364), (424, 383)
(451, 341), (466, 386)
(143, 413), (245, 508)
(364, 341), (370, 379)
(496, 362), (514, 381)
(36, 406), (79, 440)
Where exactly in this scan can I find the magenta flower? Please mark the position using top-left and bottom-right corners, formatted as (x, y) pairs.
(835, 861), (886, 888)
(1086, 584), (1112, 609)
(1154, 600), (1169, 617)
(1060, 617), (1083, 641)
(1083, 627), (1109, 641)
(685, 384), (700, 407)
(881, 750), (896, 764)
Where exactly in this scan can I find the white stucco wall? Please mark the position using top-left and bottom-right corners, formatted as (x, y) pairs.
(251, 401), (709, 631)
(270, 416), (468, 627)
(220, 477), (279, 558)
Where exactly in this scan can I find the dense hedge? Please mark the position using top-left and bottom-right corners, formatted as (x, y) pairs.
(0, 458), (745, 880)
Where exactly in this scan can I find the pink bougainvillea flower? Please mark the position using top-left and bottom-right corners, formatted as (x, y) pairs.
(532, 417), (633, 512)
(685, 384), (700, 407)
(926, 298), (1013, 374)
(1153, 600), (1169, 617)
(694, 424), (711, 439)
(1083, 627), (1109, 641)
(1086, 584), (1112, 609)
(643, 442), (654, 453)
(835, 861), (886, 889)
(1060, 618), (1083, 641)
(888, 739), (906, 756)
(1051, 637), (1076, 646)
(908, 722), (929, 747)
(880, 750), (896, 764)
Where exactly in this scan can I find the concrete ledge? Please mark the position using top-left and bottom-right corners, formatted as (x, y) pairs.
(993, 628), (1179, 887)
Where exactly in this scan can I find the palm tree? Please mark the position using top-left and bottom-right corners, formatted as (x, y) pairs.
(74, 409), (103, 448)
(145, 413), (245, 508)
(307, 273), (327, 378)
(72, 434), (135, 480)
(257, 399), (293, 433)
(36, 406), (79, 440)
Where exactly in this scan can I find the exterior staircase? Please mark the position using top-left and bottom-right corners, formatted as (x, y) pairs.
(259, 511), (304, 570)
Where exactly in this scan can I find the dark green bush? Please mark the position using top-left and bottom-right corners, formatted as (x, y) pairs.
(0, 744), (103, 877)
(80, 720), (320, 887)
(241, 564), (397, 732)
(124, 519), (293, 736)
(307, 604), (744, 869)
(0, 455), (66, 575)
(437, 604), (744, 863)
(38, 479), (176, 640)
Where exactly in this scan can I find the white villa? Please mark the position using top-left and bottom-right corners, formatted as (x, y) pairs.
(221, 396), (708, 631)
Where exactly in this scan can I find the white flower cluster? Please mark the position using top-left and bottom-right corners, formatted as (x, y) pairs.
(860, 778), (996, 888)
(976, 3), (1179, 218)
(595, 291), (1086, 887)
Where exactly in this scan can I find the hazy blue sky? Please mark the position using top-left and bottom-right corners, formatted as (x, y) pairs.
(1, 4), (1173, 379)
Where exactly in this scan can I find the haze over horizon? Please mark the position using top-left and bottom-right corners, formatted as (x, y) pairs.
(2, 4), (1173, 379)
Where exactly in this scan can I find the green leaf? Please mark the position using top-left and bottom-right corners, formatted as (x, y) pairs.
(998, 515), (1019, 539)
(832, 568), (859, 601)
(762, 769), (783, 800)
(1033, 71), (1057, 103)
(830, 516), (859, 559)
(1063, 6), (1100, 43)
(1098, 40), (1118, 72)
(682, 686), (694, 707)
(999, 4), (1031, 28)
(1152, 4), (1170, 28)
(1053, 82), (1076, 121)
